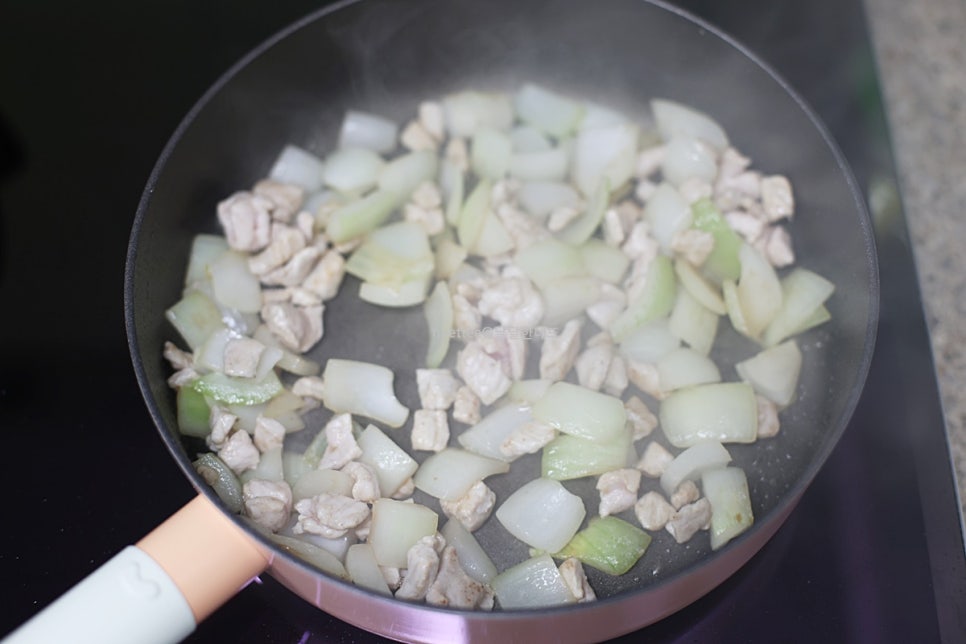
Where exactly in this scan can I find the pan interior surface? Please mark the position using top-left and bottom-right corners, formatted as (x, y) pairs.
(125, 0), (877, 640)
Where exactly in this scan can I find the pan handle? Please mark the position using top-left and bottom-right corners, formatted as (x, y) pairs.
(3, 495), (269, 644)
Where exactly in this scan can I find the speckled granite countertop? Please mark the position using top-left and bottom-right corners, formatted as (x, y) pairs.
(865, 0), (966, 519)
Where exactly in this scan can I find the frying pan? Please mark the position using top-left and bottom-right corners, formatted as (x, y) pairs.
(4, 0), (878, 642)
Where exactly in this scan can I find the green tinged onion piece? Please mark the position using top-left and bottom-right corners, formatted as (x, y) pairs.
(555, 516), (652, 575)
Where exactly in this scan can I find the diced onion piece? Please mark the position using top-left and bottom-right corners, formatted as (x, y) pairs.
(515, 238), (585, 288)
(508, 147), (570, 182)
(357, 424), (419, 497)
(609, 255), (677, 342)
(789, 304), (831, 337)
(210, 250), (262, 314)
(514, 83), (583, 138)
(369, 499), (439, 568)
(762, 268), (835, 346)
(618, 318), (680, 364)
(674, 258), (727, 315)
(326, 189), (399, 244)
(440, 159), (464, 224)
(321, 359), (409, 428)
(185, 234), (229, 287)
(442, 91), (514, 138)
(194, 327), (233, 373)
(440, 520), (498, 584)
(656, 347), (722, 391)
(292, 468), (355, 502)
(193, 453), (243, 513)
(722, 279), (752, 337)
(255, 346), (285, 383)
(457, 178), (492, 250)
(554, 516), (651, 575)
(457, 403), (533, 462)
(252, 325), (321, 376)
(434, 237), (468, 280)
(737, 244), (782, 338)
(668, 288), (719, 356)
(580, 239), (629, 284)
(345, 221), (434, 285)
(227, 401), (265, 433)
(532, 381), (626, 442)
(177, 385), (210, 438)
(735, 340), (803, 406)
(268, 144), (327, 192)
(191, 371), (283, 406)
(322, 147), (386, 194)
(345, 544), (392, 595)
(268, 533), (350, 580)
(659, 440), (732, 495)
(517, 181), (581, 219)
(472, 211), (514, 257)
(644, 182), (693, 252)
(571, 122), (639, 196)
(495, 477), (586, 553)
(540, 276), (601, 327)
(557, 178), (610, 245)
(300, 425), (330, 470)
(378, 150), (438, 203)
(541, 432), (633, 481)
(241, 446), (284, 484)
(413, 448), (510, 501)
(651, 98), (729, 151)
(580, 101), (629, 130)
(702, 466), (754, 550)
(510, 125), (553, 153)
(424, 281), (453, 368)
(507, 379), (553, 405)
(359, 275), (431, 307)
(471, 127), (513, 180)
(282, 451), (311, 488)
(661, 136), (718, 187)
(338, 110), (398, 154)
(691, 198), (741, 283)
(659, 382), (758, 448)
(491, 555), (576, 609)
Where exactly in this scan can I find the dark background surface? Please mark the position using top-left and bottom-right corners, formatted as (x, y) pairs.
(1, 0), (964, 642)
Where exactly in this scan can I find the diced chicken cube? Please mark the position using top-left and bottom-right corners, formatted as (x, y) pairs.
(427, 546), (495, 610)
(301, 250), (346, 301)
(634, 491), (675, 531)
(558, 557), (597, 603)
(253, 416), (286, 453)
(341, 461), (382, 502)
(539, 318), (582, 381)
(546, 205), (581, 232)
(445, 138), (469, 172)
(404, 203), (446, 236)
(725, 209), (767, 243)
(319, 413), (362, 470)
(293, 493), (370, 539)
(495, 203), (547, 250)
(217, 430), (261, 474)
(637, 441), (673, 478)
(586, 283), (627, 331)
(635, 179), (659, 202)
(440, 480), (496, 532)
(412, 410), (450, 452)
(602, 207), (627, 246)
(261, 302), (324, 353)
(456, 341), (512, 405)
(292, 375), (325, 400)
(248, 224), (306, 276)
(621, 221), (659, 262)
(163, 341), (193, 371)
(261, 246), (323, 287)
(381, 565), (403, 591)
(477, 276), (544, 330)
(217, 191), (273, 252)
(624, 395), (658, 441)
(222, 337), (266, 378)
(167, 367), (198, 389)
(669, 480), (701, 510)
(401, 120), (438, 152)
(603, 355), (629, 397)
(294, 210), (316, 241)
(253, 179), (305, 222)
(416, 368), (461, 410)
(665, 497), (712, 544)
(627, 361), (666, 400)
(670, 228), (715, 266)
(478, 330), (527, 381)
(289, 287), (322, 307)
(756, 394), (781, 438)
(452, 293), (482, 336)
(490, 178), (521, 207)
(392, 477), (416, 500)
(418, 101), (446, 142)
(636, 145), (666, 179)
(395, 536), (443, 601)
(575, 342), (614, 392)
(242, 479), (293, 532)
(760, 175), (794, 221)
(452, 386), (481, 425)
(596, 468), (642, 517)
(500, 420), (557, 459)
(758, 225), (795, 268)
(207, 406), (238, 451)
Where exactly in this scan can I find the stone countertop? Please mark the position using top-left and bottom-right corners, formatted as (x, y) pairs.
(865, 0), (966, 518)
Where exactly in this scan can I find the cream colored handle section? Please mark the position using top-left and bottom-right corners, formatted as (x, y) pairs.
(3, 495), (270, 644)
